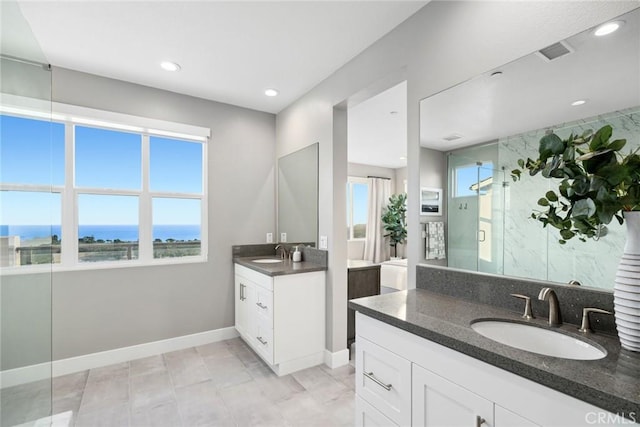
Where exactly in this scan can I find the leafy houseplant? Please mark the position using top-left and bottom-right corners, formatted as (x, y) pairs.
(381, 193), (407, 258)
(511, 125), (640, 244)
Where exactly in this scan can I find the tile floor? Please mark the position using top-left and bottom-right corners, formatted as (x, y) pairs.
(1, 338), (355, 427)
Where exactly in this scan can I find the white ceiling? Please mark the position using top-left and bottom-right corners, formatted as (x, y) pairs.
(14, 1), (427, 114)
(420, 7), (640, 151)
(348, 81), (407, 169)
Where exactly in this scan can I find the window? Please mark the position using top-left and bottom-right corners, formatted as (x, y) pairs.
(347, 177), (369, 240)
(0, 104), (209, 270)
(453, 163), (494, 197)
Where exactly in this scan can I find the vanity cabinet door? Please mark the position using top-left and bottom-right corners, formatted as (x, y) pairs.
(234, 274), (256, 342)
(495, 405), (540, 427)
(412, 363), (494, 427)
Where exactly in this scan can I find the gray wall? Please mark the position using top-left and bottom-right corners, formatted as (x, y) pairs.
(276, 1), (637, 353)
(5, 68), (276, 365)
(419, 147), (446, 265)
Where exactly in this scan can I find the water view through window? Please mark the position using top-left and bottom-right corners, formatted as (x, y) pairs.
(1, 113), (205, 267)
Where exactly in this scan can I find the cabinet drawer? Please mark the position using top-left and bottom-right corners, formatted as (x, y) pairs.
(356, 336), (411, 426)
(255, 286), (274, 328)
(254, 318), (274, 365)
(355, 395), (398, 427)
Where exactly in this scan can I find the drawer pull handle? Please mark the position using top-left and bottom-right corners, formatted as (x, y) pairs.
(240, 283), (246, 301)
(364, 371), (392, 391)
(256, 302), (268, 309)
(476, 416), (486, 427)
(257, 336), (268, 345)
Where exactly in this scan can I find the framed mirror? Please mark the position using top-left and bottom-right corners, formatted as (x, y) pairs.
(277, 143), (319, 245)
(419, 8), (640, 290)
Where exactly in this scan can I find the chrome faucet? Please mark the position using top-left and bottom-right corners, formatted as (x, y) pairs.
(538, 288), (560, 327)
(275, 244), (289, 260)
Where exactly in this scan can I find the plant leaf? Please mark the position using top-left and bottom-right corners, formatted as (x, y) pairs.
(572, 198), (596, 218)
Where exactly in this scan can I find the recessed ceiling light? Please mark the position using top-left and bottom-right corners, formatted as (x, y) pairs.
(160, 61), (181, 72)
(571, 99), (587, 106)
(265, 88), (279, 97)
(399, 156), (407, 160)
(594, 21), (624, 37)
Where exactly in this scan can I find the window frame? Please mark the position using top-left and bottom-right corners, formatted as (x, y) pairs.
(347, 176), (369, 241)
(1, 98), (210, 274)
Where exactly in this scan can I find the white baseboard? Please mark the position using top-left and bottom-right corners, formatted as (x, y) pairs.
(0, 326), (238, 389)
(272, 352), (325, 376)
(323, 348), (350, 369)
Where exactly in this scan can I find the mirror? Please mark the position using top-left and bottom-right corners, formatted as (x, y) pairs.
(277, 143), (319, 245)
(419, 8), (640, 290)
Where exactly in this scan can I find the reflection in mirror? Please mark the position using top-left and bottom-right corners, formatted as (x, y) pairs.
(277, 143), (318, 245)
(419, 8), (640, 290)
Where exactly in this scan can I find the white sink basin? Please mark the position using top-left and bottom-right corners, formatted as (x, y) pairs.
(252, 259), (283, 264)
(471, 320), (606, 360)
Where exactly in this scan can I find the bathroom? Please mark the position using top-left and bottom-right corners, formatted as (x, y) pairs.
(2, 1), (640, 426)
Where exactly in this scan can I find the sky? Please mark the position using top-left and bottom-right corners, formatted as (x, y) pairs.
(1, 114), (202, 226)
(352, 182), (368, 226)
(455, 164), (494, 197)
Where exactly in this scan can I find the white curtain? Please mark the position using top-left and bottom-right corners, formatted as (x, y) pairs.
(363, 177), (391, 263)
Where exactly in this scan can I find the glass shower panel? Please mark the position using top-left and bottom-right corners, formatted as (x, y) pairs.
(476, 166), (504, 275)
(447, 155), (479, 271)
(447, 156), (505, 274)
(1, 1), (54, 426)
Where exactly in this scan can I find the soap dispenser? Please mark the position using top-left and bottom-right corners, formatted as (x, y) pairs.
(292, 246), (302, 262)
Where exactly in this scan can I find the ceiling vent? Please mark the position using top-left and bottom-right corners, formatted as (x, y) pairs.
(536, 40), (574, 62)
(443, 133), (463, 142)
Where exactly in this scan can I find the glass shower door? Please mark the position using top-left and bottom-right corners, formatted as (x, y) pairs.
(447, 157), (505, 274)
(1, 1), (54, 426)
(476, 166), (504, 275)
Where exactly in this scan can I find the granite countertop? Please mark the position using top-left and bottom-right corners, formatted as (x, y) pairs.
(349, 289), (640, 417)
(234, 256), (327, 276)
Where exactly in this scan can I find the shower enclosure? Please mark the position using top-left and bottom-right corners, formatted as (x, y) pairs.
(1, 1), (55, 426)
(447, 154), (505, 275)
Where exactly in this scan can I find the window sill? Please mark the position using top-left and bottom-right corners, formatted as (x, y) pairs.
(0, 256), (208, 276)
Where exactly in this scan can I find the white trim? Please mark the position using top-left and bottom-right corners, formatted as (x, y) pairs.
(271, 352), (326, 376)
(0, 326), (238, 389)
(1, 94), (210, 140)
(323, 348), (350, 369)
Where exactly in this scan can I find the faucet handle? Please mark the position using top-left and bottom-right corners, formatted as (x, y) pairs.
(511, 294), (534, 320)
(578, 308), (612, 333)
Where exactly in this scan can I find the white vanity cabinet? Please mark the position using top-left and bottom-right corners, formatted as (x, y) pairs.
(234, 263), (325, 376)
(355, 312), (631, 427)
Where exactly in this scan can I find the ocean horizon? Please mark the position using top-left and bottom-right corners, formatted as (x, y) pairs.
(0, 224), (200, 242)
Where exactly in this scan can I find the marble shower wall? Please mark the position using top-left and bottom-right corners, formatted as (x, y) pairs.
(498, 107), (640, 290)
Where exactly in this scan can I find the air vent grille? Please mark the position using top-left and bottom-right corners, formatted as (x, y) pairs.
(443, 133), (463, 142)
(538, 41), (573, 61)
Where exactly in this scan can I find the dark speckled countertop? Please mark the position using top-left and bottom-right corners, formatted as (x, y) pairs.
(234, 256), (327, 276)
(349, 289), (640, 418)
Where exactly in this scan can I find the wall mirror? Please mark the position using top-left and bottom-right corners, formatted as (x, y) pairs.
(419, 8), (640, 290)
(277, 143), (319, 245)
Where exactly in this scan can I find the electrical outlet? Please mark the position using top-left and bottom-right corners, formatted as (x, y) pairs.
(266, 233), (273, 243)
(319, 235), (328, 249)
(280, 232), (287, 242)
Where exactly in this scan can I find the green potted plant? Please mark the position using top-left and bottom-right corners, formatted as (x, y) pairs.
(381, 193), (407, 259)
(511, 124), (640, 351)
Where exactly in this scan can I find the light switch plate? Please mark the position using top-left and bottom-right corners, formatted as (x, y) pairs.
(319, 235), (328, 249)
(266, 233), (273, 243)
(280, 232), (287, 242)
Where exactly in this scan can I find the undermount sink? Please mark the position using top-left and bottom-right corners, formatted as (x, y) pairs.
(471, 319), (607, 360)
(252, 259), (283, 264)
